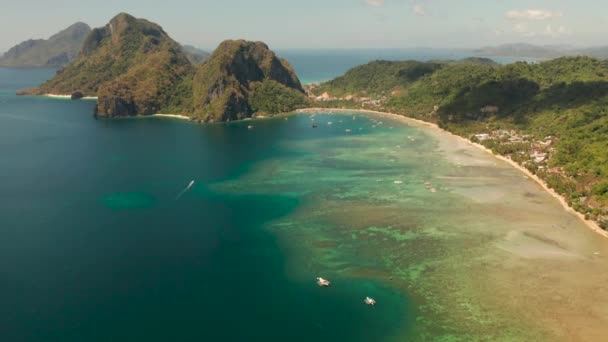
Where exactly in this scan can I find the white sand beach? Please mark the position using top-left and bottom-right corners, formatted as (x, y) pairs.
(151, 114), (191, 120)
(43, 94), (98, 100)
(297, 107), (608, 239)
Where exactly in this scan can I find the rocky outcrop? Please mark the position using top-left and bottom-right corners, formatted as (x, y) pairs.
(94, 96), (137, 116)
(192, 40), (305, 121)
(70, 91), (84, 100)
(18, 16), (306, 121)
(19, 13), (193, 118)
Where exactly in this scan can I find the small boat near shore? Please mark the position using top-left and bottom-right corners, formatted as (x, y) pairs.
(317, 277), (331, 287)
(364, 297), (376, 306)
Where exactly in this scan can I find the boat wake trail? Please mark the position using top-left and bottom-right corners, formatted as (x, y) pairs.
(176, 180), (195, 200)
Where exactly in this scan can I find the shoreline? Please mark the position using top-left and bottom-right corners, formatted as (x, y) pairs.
(297, 107), (608, 239)
(151, 114), (191, 120)
(43, 94), (98, 100)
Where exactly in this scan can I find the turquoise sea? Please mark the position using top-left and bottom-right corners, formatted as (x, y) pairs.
(0, 68), (410, 341)
(2, 58), (608, 341)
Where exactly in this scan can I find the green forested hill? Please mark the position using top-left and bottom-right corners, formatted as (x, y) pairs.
(19, 14), (307, 119)
(312, 57), (608, 227)
(191, 40), (305, 121)
(21, 12), (194, 117)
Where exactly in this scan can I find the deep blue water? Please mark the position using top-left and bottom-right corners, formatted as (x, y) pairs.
(0, 68), (410, 341)
(0, 50), (543, 341)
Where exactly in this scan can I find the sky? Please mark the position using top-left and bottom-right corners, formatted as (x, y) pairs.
(1, 0), (608, 53)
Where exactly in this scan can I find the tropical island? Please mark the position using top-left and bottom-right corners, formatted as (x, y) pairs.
(4, 4), (608, 341)
(15, 12), (608, 234)
(17, 13), (307, 122)
(0, 22), (91, 68)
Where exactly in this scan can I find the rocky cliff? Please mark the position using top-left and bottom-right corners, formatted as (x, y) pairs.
(18, 15), (307, 120)
(191, 40), (305, 121)
(20, 13), (193, 117)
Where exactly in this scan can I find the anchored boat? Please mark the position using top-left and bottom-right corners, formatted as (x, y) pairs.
(364, 297), (376, 306)
(316, 277), (331, 287)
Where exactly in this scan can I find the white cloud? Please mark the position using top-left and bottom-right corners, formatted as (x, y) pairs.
(413, 4), (426, 16)
(366, 0), (385, 7)
(506, 9), (562, 21)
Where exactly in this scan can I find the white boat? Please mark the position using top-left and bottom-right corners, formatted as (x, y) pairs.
(364, 297), (376, 306)
(317, 277), (331, 287)
(248, 125), (254, 129)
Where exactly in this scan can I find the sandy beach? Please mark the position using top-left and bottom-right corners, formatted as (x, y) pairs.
(151, 114), (191, 120)
(43, 94), (98, 100)
(297, 107), (608, 239)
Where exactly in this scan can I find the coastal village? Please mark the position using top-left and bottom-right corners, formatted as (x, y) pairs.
(470, 129), (606, 225)
(472, 129), (556, 170)
(306, 83), (388, 107)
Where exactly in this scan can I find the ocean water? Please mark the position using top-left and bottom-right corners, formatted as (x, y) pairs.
(2, 67), (608, 341)
(0, 68), (410, 341)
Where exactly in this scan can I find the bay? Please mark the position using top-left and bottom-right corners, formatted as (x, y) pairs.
(0, 68), (410, 341)
(3, 59), (608, 341)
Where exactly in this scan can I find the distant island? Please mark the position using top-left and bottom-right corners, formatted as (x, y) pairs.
(475, 42), (608, 60)
(0, 21), (210, 69)
(308, 57), (608, 231)
(181, 44), (210, 65)
(18, 13), (308, 121)
(0, 22), (91, 67)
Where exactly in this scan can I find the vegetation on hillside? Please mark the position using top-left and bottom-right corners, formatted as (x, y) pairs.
(19, 14), (307, 119)
(191, 39), (305, 121)
(316, 60), (442, 97)
(23, 12), (193, 116)
(249, 80), (309, 115)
